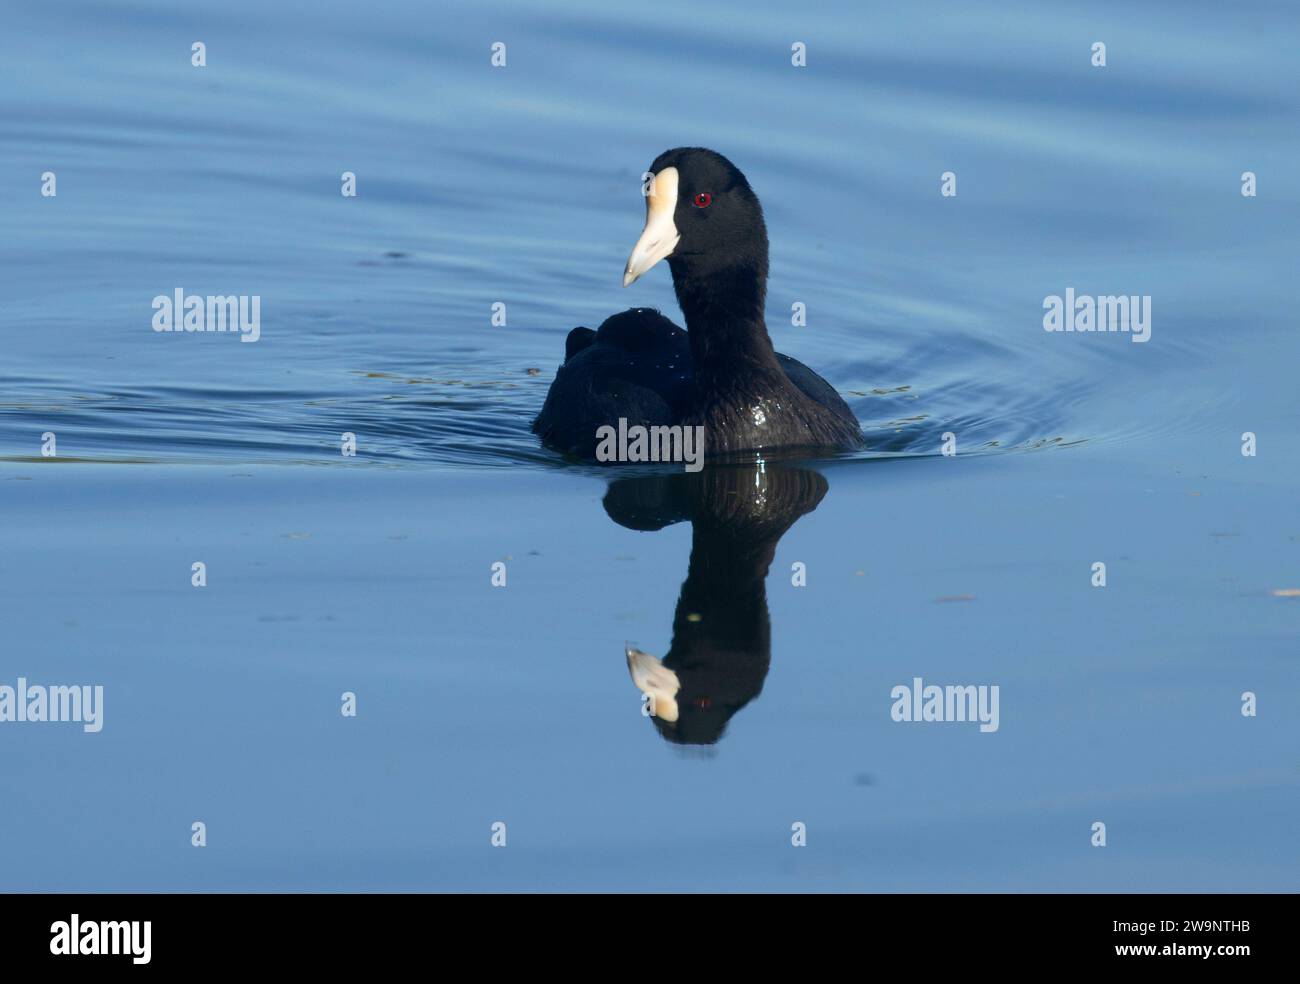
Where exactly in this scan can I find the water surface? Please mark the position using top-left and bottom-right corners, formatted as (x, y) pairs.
(1, 0), (1297, 891)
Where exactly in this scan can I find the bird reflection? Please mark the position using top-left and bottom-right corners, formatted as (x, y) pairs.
(602, 460), (828, 745)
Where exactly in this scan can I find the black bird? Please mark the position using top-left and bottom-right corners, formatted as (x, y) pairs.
(533, 148), (864, 459)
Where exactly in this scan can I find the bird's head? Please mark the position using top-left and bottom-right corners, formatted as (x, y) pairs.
(623, 147), (768, 289)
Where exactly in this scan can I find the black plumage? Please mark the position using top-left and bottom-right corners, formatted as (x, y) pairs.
(534, 148), (863, 459)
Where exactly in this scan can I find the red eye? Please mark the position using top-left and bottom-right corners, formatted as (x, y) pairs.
(693, 192), (712, 208)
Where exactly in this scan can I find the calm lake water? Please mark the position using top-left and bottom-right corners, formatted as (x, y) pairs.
(2, 0), (1297, 891)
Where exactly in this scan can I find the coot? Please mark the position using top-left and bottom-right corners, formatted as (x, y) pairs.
(533, 148), (863, 459)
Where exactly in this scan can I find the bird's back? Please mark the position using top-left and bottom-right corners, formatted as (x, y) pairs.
(532, 308), (692, 458)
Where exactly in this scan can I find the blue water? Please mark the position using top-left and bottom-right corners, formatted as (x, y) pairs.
(1, 0), (1297, 891)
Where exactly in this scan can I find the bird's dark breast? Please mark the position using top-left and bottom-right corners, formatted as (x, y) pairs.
(684, 366), (864, 456)
(674, 349), (862, 454)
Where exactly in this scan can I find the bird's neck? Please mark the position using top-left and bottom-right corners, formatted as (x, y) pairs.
(672, 263), (785, 384)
